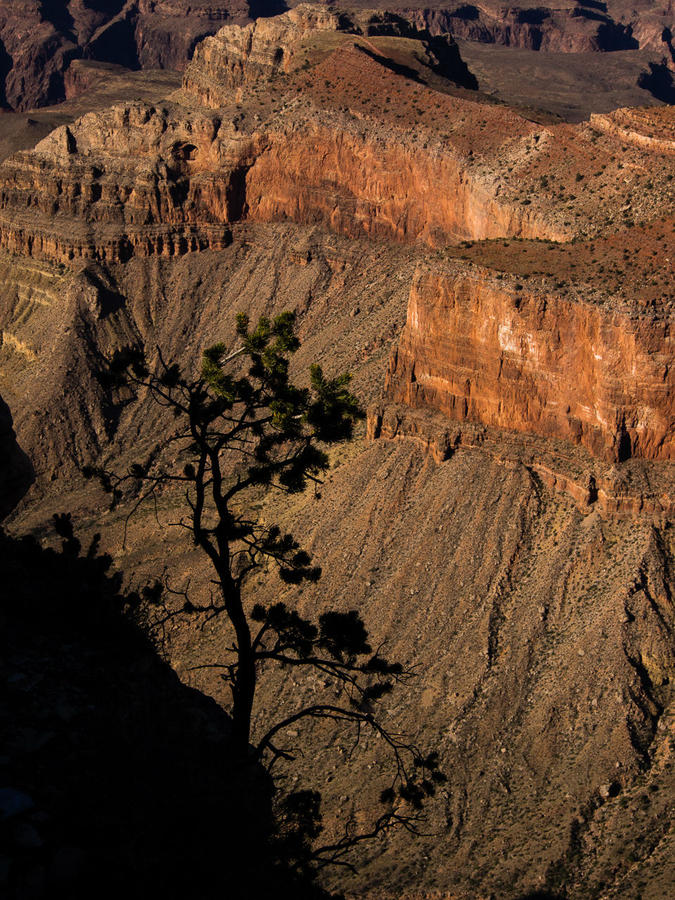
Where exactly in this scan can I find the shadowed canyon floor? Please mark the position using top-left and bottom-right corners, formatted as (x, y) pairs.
(1, 4), (674, 899)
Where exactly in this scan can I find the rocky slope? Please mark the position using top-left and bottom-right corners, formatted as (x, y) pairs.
(242, 432), (675, 899)
(0, 6), (673, 899)
(4, 220), (673, 897)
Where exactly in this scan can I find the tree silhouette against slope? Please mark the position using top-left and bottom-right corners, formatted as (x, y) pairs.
(88, 310), (444, 873)
(1, 514), (333, 899)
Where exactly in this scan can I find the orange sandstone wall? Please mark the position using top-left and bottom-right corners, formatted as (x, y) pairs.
(245, 127), (570, 245)
(386, 266), (675, 461)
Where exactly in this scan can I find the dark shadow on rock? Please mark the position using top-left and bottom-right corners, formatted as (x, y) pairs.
(637, 61), (675, 103)
(426, 34), (479, 90)
(81, 265), (127, 318)
(0, 517), (335, 899)
(38, 1), (76, 42)
(0, 38), (12, 109)
(662, 26), (675, 66)
(356, 43), (424, 85)
(449, 5), (480, 21)
(248, 0), (289, 20)
(0, 395), (34, 520)
(86, 15), (141, 71)
(576, 0), (607, 12)
(595, 21), (638, 51)
(356, 30), (478, 91)
(86, 0), (127, 15)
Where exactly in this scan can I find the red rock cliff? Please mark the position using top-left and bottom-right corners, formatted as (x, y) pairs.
(385, 264), (675, 462)
(245, 119), (569, 245)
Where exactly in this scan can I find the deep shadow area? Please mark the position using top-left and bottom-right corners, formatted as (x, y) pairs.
(595, 21), (638, 51)
(0, 517), (333, 899)
(248, 0), (289, 19)
(637, 60), (675, 104)
(0, 38), (12, 109)
(38, 1), (76, 41)
(427, 34), (479, 90)
(82, 265), (127, 316)
(0, 396), (34, 519)
(86, 16), (140, 70)
(356, 43), (424, 84)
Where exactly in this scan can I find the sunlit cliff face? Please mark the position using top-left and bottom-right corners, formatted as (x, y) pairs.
(387, 266), (675, 463)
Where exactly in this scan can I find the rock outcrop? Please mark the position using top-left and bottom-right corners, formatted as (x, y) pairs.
(368, 402), (675, 516)
(0, 104), (250, 262)
(5, 7), (674, 269)
(0, 49), (576, 266)
(184, 4), (477, 101)
(0, 102), (570, 265)
(591, 102), (675, 153)
(385, 263), (675, 462)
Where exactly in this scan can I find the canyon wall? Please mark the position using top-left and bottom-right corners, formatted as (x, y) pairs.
(396, 3), (641, 52)
(0, 101), (569, 267)
(0, 0), (244, 110)
(0, 6), (671, 479)
(2, 1), (672, 112)
(244, 123), (569, 245)
(385, 264), (675, 462)
(0, 104), (258, 263)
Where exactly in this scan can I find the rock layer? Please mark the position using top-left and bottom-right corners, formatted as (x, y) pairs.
(385, 263), (675, 462)
(590, 104), (675, 153)
(0, 9), (672, 472)
(244, 118), (567, 245)
(0, 103), (254, 262)
(0, 94), (571, 266)
(368, 403), (675, 516)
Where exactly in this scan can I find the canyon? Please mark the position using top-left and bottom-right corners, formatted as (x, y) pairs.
(1, 1), (674, 113)
(0, 4), (674, 899)
(0, 0), (246, 110)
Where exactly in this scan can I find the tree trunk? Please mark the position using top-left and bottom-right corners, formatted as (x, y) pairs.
(232, 640), (256, 761)
(223, 574), (256, 763)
